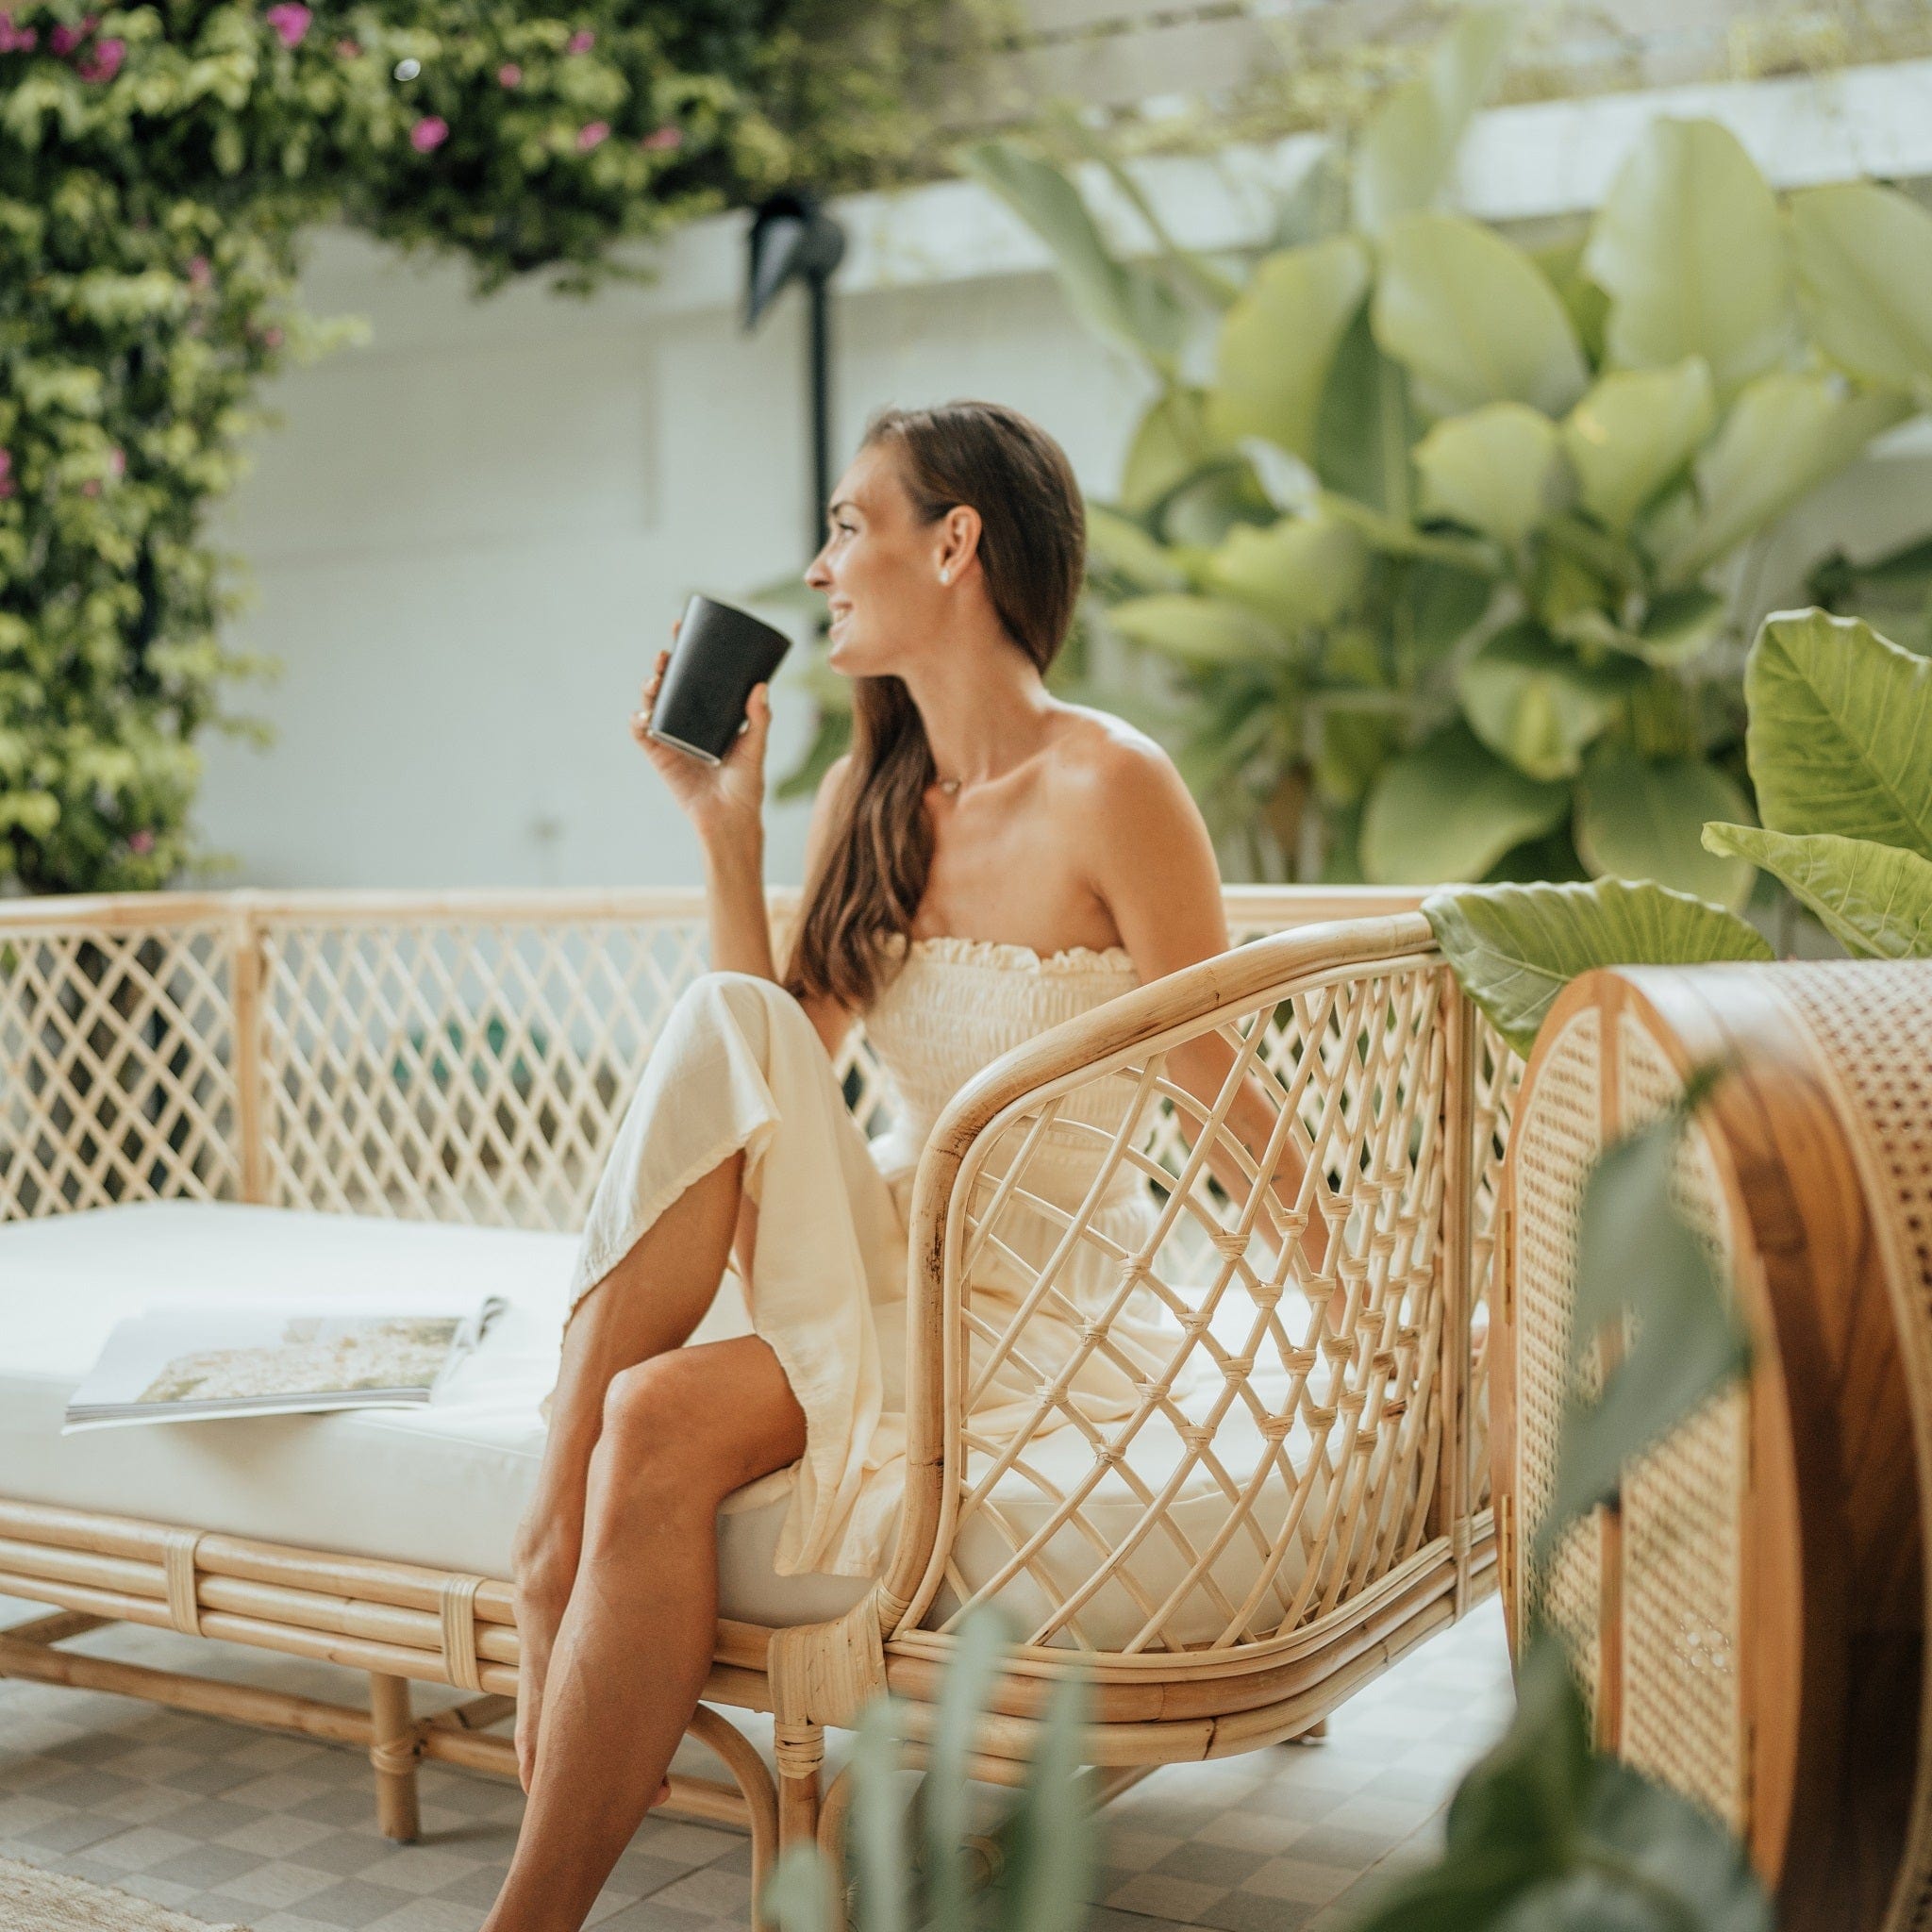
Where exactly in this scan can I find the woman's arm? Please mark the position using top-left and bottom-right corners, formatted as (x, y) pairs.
(1078, 739), (1331, 1278)
(634, 632), (854, 1063)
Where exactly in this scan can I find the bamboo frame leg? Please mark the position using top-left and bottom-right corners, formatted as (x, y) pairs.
(687, 1706), (779, 1927)
(368, 1672), (422, 1841)
(774, 1719), (824, 1847)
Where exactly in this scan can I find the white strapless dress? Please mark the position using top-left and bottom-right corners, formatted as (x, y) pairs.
(561, 934), (1183, 1582)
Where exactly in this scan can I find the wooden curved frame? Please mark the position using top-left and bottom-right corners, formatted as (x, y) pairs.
(1496, 962), (1930, 1930)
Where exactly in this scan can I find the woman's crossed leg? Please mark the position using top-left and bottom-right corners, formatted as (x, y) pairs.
(490, 1152), (804, 1932)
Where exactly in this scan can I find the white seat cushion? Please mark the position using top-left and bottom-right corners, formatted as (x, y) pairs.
(0, 1202), (1334, 1650)
(0, 1201), (872, 1630)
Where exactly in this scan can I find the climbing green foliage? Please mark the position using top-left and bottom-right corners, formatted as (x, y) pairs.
(0, 0), (996, 892)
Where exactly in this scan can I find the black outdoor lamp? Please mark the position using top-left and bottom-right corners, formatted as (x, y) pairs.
(743, 191), (849, 558)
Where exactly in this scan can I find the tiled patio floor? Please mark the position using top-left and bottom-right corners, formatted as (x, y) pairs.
(0, 1594), (1512, 1932)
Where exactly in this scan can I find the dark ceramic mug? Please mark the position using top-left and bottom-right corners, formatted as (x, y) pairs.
(646, 593), (791, 764)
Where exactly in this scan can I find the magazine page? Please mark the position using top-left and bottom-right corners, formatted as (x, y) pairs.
(62, 1293), (507, 1432)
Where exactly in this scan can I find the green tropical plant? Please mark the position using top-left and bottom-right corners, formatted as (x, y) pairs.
(769, 8), (1932, 899)
(1426, 605), (1932, 1056)
(0, 0), (1001, 897)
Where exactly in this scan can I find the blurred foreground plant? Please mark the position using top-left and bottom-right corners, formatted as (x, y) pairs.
(761, 1602), (1092, 1932)
(761, 1087), (1768, 1932)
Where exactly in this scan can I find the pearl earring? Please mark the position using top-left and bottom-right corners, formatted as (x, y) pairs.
(939, 569), (951, 584)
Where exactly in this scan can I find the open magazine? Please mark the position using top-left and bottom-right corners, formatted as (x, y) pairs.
(62, 1293), (508, 1432)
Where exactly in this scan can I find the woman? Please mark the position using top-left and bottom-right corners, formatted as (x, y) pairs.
(486, 400), (1307, 1932)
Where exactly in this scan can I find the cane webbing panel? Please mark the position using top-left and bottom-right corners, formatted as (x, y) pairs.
(1766, 963), (1932, 1931)
(0, 921), (240, 1221)
(1469, 1018), (1521, 1517)
(1511, 1006), (1604, 1708)
(936, 957), (1453, 1655)
(1615, 1016), (1746, 1834)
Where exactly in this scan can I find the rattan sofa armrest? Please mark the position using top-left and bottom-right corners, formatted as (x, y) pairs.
(874, 912), (1438, 1630)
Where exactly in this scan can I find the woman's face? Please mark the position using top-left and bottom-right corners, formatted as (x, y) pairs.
(804, 441), (950, 679)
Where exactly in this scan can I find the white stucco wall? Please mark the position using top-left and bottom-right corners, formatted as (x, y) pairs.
(192, 236), (1158, 892)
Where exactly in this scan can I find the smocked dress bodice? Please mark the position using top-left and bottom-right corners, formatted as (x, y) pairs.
(858, 932), (1144, 1211)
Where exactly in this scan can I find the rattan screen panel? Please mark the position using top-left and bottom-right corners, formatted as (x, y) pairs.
(934, 958), (1452, 1656)
(0, 919), (241, 1220)
(1766, 963), (1932, 1932)
(1509, 1006), (1605, 1708)
(1615, 1015), (1747, 1834)
(1468, 1018), (1521, 1518)
(251, 913), (901, 1229)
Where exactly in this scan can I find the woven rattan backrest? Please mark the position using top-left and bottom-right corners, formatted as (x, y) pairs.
(0, 886), (1424, 1230)
(883, 912), (1504, 1658)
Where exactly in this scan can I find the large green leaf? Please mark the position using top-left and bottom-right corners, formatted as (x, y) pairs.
(1745, 607), (1932, 856)
(1106, 592), (1289, 668)
(1121, 388), (1220, 513)
(1350, 5), (1514, 234)
(925, 1606), (1012, 1932)
(1652, 372), (1911, 587)
(1582, 117), (1794, 402)
(1560, 359), (1716, 534)
(1790, 180), (1932, 393)
(1457, 622), (1643, 781)
(1203, 512), (1369, 630)
(1422, 875), (1770, 1054)
(1084, 504), (1191, 592)
(1414, 402), (1572, 543)
(1373, 212), (1590, 419)
(1314, 303), (1415, 516)
(1632, 586), (1728, 667)
(1705, 823), (1932, 958)
(1320, 490), (1502, 575)
(1208, 237), (1371, 461)
(1575, 743), (1755, 909)
(1361, 724), (1570, 885)
(959, 141), (1187, 375)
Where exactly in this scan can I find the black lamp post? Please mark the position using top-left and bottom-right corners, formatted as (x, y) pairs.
(743, 191), (849, 558)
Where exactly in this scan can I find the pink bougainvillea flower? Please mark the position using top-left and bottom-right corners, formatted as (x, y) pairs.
(108, 446), (125, 477)
(261, 325), (284, 348)
(335, 36), (359, 56)
(497, 60), (521, 86)
(49, 21), (81, 52)
(78, 35), (123, 79)
(409, 114), (449, 152)
(265, 3), (311, 48)
(187, 254), (211, 289)
(0, 13), (37, 53)
(639, 124), (683, 151)
(567, 27), (593, 52)
(576, 120), (608, 150)
(128, 829), (155, 855)
(0, 449), (12, 499)
(81, 478), (101, 497)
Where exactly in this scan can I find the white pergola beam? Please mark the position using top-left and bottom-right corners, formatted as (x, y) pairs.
(299, 57), (1932, 337)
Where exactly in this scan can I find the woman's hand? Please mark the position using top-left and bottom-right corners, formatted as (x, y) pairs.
(630, 616), (773, 847)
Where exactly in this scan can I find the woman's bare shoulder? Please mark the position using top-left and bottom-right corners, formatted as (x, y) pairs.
(1045, 703), (1191, 817)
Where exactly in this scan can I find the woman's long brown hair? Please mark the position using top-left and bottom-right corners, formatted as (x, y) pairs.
(781, 400), (1086, 1015)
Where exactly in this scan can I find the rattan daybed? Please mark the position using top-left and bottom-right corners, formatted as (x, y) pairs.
(0, 885), (1512, 1913)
